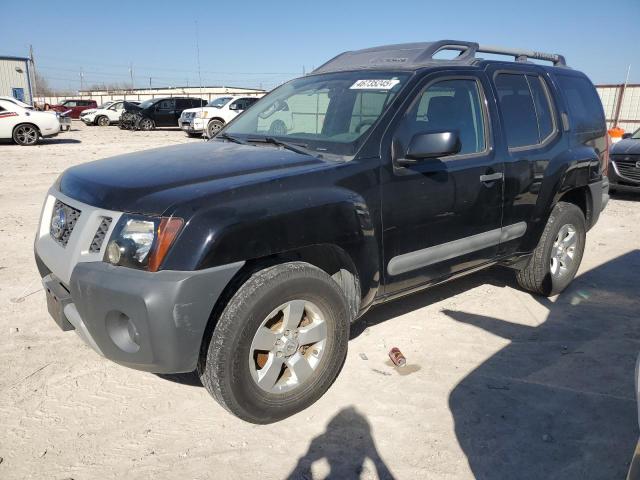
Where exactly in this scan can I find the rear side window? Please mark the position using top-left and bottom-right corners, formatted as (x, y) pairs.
(527, 75), (554, 140)
(495, 73), (556, 148)
(556, 74), (605, 133)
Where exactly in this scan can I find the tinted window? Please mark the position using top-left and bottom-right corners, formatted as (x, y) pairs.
(245, 98), (259, 108)
(556, 74), (605, 133)
(398, 78), (486, 155)
(495, 73), (539, 148)
(63, 101), (77, 107)
(527, 75), (554, 140)
(157, 99), (175, 110)
(176, 99), (191, 109)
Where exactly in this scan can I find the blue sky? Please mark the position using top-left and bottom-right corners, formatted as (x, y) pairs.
(2, 0), (638, 91)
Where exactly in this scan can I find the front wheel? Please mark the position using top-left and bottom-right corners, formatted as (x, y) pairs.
(206, 119), (224, 138)
(198, 262), (350, 424)
(516, 201), (586, 296)
(138, 117), (155, 131)
(13, 124), (40, 146)
(97, 115), (110, 127)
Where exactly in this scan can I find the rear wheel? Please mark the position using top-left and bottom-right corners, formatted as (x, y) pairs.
(138, 117), (155, 131)
(269, 120), (287, 136)
(198, 262), (350, 424)
(206, 119), (224, 138)
(97, 115), (110, 127)
(13, 124), (40, 146)
(516, 202), (586, 296)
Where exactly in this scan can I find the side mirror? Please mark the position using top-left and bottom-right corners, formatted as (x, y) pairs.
(622, 133), (632, 139)
(229, 104), (240, 111)
(399, 131), (461, 164)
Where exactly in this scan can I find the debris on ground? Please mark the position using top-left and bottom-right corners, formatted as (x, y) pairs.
(388, 347), (406, 367)
(359, 353), (368, 361)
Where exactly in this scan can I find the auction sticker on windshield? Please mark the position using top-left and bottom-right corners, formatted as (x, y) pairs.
(350, 79), (400, 90)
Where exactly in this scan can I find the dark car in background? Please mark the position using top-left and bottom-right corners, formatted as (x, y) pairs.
(50, 99), (98, 119)
(610, 128), (640, 193)
(122, 97), (206, 130)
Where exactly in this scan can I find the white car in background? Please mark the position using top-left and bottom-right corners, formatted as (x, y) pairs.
(0, 97), (61, 145)
(179, 96), (261, 138)
(81, 100), (140, 126)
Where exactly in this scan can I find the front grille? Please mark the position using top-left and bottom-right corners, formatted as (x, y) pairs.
(612, 155), (640, 182)
(89, 216), (113, 253)
(50, 200), (81, 247)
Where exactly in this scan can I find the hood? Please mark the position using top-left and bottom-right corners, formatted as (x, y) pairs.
(58, 141), (328, 215)
(611, 138), (640, 155)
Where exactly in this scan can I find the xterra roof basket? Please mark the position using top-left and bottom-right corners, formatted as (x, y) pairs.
(312, 40), (567, 74)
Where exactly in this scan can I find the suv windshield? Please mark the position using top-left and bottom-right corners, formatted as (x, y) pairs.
(207, 97), (232, 108)
(138, 99), (157, 109)
(224, 71), (411, 157)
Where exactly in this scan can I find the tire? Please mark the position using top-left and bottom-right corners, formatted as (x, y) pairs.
(206, 119), (224, 138)
(12, 123), (40, 146)
(138, 117), (155, 131)
(269, 120), (287, 136)
(198, 262), (350, 424)
(97, 115), (110, 127)
(516, 201), (586, 296)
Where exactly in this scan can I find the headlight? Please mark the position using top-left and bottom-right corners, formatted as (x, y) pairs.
(104, 215), (184, 271)
(195, 111), (209, 119)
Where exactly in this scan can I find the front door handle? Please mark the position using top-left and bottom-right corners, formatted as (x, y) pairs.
(480, 172), (503, 183)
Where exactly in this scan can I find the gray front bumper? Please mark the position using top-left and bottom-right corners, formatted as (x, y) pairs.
(41, 260), (243, 373)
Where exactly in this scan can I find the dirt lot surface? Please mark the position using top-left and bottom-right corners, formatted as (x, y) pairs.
(1, 122), (639, 480)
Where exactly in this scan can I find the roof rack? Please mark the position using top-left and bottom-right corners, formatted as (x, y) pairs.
(312, 40), (567, 74)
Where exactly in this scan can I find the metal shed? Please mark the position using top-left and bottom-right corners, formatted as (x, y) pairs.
(0, 55), (35, 104)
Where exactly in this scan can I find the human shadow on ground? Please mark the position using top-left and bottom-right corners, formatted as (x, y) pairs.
(443, 251), (640, 479)
(287, 406), (395, 479)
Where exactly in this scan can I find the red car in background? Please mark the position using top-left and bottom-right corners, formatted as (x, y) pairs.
(50, 99), (98, 119)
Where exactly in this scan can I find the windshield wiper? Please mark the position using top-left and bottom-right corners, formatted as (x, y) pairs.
(247, 136), (319, 158)
(217, 133), (247, 145)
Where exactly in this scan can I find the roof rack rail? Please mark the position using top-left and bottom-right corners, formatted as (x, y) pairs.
(311, 40), (568, 75)
(423, 40), (567, 67)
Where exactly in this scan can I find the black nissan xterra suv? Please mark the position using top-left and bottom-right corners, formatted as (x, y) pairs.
(35, 41), (609, 424)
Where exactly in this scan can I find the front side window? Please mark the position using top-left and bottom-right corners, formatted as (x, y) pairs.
(395, 78), (487, 156)
(225, 71), (411, 158)
(157, 99), (175, 111)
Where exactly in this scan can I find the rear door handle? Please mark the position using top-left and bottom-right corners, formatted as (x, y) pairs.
(480, 172), (503, 183)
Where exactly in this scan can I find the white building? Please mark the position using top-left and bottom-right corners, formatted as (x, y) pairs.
(0, 55), (35, 104)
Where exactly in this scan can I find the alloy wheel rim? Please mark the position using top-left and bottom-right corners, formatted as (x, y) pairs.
(16, 126), (37, 145)
(249, 299), (327, 394)
(550, 223), (577, 277)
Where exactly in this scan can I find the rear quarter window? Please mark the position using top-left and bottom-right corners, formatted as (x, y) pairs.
(556, 74), (605, 133)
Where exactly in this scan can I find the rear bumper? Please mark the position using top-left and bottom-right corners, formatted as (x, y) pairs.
(37, 257), (243, 373)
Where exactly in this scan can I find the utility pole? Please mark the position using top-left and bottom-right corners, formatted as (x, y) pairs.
(29, 44), (37, 99)
(129, 62), (134, 89)
(149, 76), (152, 88)
(80, 68), (84, 92)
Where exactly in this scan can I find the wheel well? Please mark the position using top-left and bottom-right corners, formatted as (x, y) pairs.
(198, 245), (362, 366)
(209, 117), (225, 125)
(558, 186), (592, 227)
(13, 122), (40, 136)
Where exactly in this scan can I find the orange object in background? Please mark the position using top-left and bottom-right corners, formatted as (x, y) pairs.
(608, 126), (625, 143)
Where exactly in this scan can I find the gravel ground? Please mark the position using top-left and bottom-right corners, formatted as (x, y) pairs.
(1, 122), (639, 480)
